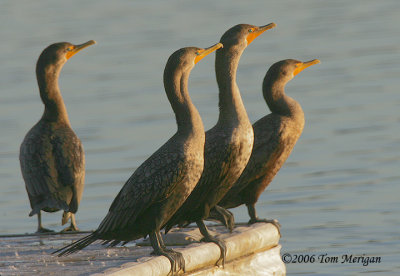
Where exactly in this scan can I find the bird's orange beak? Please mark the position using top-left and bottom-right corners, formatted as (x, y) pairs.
(293, 59), (321, 76)
(195, 42), (223, 64)
(66, 40), (96, 60)
(246, 22), (277, 45)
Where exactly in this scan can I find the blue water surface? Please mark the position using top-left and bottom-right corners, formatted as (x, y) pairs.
(0, 1), (399, 275)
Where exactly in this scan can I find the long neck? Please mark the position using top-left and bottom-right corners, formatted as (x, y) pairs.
(263, 79), (304, 118)
(164, 67), (204, 137)
(215, 45), (249, 126)
(36, 63), (70, 125)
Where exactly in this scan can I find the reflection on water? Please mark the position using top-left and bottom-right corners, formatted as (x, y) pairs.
(1, 0), (399, 275)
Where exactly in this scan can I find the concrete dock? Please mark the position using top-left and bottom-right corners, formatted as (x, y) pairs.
(0, 223), (284, 275)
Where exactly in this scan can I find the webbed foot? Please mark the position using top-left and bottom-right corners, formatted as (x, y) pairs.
(151, 248), (185, 275)
(150, 231), (185, 275)
(197, 220), (227, 267)
(248, 217), (281, 236)
(36, 227), (55, 234)
(201, 235), (227, 267)
(208, 205), (235, 232)
(61, 225), (79, 232)
(36, 211), (54, 234)
(247, 204), (281, 236)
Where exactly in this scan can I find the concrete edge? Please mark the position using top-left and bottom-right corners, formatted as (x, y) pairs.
(94, 223), (280, 275)
(189, 245), (284, 276)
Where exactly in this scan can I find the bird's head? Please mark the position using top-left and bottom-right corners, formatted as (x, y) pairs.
(219, 23), (276, 50)
(165, 43), (223, 74)
(37, 40), (96, 70)
(264, 59), (321, 86)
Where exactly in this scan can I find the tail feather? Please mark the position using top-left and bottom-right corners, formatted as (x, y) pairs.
(101, 239), (112, 245)
(164, 225), (172, 234)
(101, 239), (122, 247)
(53, 232), (98, 256)
(108, 240), (122, 247)
(121, 241), (129, 246)
(164, 217), (179, 234)
(29, 198), (69, 217)
(164, 218), (189, 234)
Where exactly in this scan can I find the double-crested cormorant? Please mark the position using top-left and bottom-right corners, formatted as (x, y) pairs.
(19, 41), (95, 233)
(164, 23), (276, 265)
(54, 43), (222, 275)
(210, 59), (320, 230)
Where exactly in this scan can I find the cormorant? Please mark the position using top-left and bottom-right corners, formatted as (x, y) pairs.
(19, 40), (96, 233)
(210, 59), (320, 230)
(164, 23), (276, 266)
(54, 43), (223, 275)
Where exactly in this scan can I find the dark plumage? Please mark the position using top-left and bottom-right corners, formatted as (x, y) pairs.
(54, 44), (222, 275)
(164, 23), (276, 266)
(210, 59), (320, 230)
(20, 41), (95, 233)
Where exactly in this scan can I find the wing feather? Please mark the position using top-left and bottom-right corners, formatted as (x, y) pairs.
(97, 143), (187, 234)
(20, 122), (84, 213)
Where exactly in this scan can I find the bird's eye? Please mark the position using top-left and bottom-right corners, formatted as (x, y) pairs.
(248, 29), (254, 33)
(66, 47), (73, 51)
(195, 51), (201, 56)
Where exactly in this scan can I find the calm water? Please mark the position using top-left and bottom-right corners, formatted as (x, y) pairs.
(1, 1), (399, 275)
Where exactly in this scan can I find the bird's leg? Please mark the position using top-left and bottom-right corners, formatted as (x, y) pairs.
(36, 211), (54, 233)
(196, 220), (226, 267)
(61, 213), (79, 232)
(246, 204), (281, 235)
(156, 230), (173, 251)
(150, 231), (185, 275)
(157, 231), (185, 273)
(208, 205), (235, 232)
